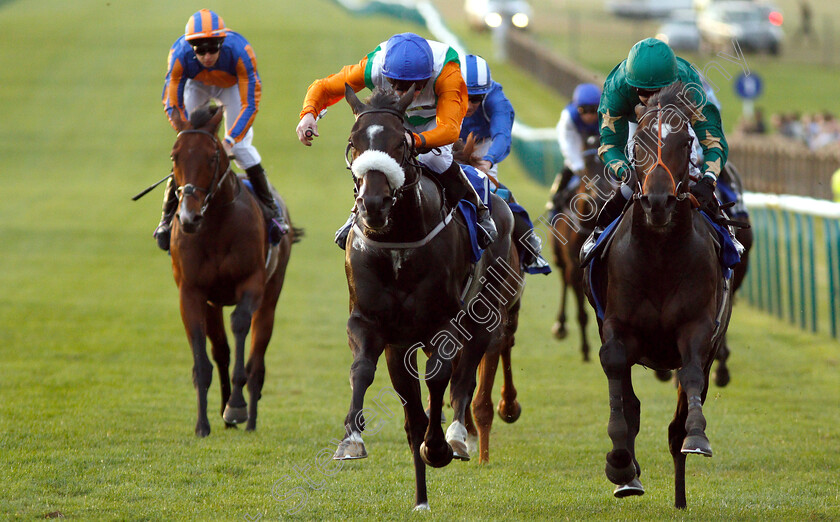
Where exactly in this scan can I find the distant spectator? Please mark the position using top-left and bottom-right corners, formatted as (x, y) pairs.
(736, 107), (767, 135)
(794, 1), (817, 44)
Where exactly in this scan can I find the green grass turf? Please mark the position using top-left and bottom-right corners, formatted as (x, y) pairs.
(0, 0), (838, 519)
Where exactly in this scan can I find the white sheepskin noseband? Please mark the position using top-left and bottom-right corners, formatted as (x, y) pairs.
(351, 150), (405, 190)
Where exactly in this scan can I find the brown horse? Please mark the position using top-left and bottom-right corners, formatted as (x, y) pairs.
(454, 135), (524, 464)
(334, 85), (523, 510)
(168, 107), (299, 437)
(584, 84), (734, 508)
(550, 137), (613, 362)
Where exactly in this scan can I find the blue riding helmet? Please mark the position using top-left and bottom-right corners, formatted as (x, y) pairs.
(572, 83), (601, 108)
(462, 54), (492, 95)
(382, 33), (434, 81)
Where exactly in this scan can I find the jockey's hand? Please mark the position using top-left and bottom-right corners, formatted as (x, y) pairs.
(296, 113), (319, 146)
(476, 159), (492, 174)
(691, 176), (719, 215)
(222, 137), (234, 158)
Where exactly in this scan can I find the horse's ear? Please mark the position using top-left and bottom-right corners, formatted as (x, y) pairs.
(396, 84), (415, 114)
(208, 105), (225, 133)
(171, 110), (189, 132)
(345, 83), (365, 116)
(634, 103), (646, 121)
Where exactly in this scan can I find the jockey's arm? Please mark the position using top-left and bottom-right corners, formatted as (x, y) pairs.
(597, 105), (633, 181)
(162, 48), (188, 129)
(410, 62), (467, 150)
(557, 109), (585, 173)
(691, 101), (729, 181)
(482, 90), (514, 166)
(299, 58), (369, 120)
(225, 48), (261, 150)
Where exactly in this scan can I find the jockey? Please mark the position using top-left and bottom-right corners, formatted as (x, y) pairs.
(460, 54), (548, 272)
(549, 82), (602, 214)
(295, 33), (498, 250)
(156, 9), (288, 251)
(459, 54), (514, 184)
(593, 38), (728, 234)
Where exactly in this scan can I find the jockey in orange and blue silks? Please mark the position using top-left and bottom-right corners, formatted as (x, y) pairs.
(296, 32), (498, 250)
(154, 9), (287, 252)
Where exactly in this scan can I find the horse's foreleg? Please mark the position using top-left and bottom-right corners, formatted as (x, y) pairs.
(553, 267), (569, 340)
(498, 304), (522, 424)
(472, 347), (499, 464)
(446, 328), (489, 462)
(613, 370), (644, 498)
(599, 328), (636, 487)
(206, 303), (233, 427)
(572, 275), (591, 362)
(669, 384), (689, 509)
(334, 315), (385, 460)
(676, 326), (715, 458)
(420, 346), (454, 468)
(713, 337), (731, 387)
(180, 288), (212, 437)
(244, 297), (278, 431)
(383, 346), (430, 510)
(224, 291), (260, 425)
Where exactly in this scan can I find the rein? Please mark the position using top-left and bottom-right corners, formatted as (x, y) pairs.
(639, 103), (676, 196)
(174, 129), (233, 215)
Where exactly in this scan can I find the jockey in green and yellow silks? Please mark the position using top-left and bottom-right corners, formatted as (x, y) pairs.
(593, 38), (728, 231)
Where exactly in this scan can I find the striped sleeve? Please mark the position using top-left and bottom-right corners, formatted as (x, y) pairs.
(162, 47), (188, 129)
(226, 44), (261, 144)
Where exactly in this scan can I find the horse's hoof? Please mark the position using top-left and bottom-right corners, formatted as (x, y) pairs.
(223, 405), (248, 424)
(420, 441), (453, 468)
(605, 451), (636, 485)
(497, 400), (521, 423)
(195, 423), (211, 438)
(654, 369), (673, 382)
(333, 438), (367, 460)
(614, 477), (645, 498)
(714, 368), (730, 387)
(448, 439), (471, 461)
(413, 503), (430, 512)
(681, 435), (713, 457)
(552, 322), (568, 340)
(224, 422), (238, 429)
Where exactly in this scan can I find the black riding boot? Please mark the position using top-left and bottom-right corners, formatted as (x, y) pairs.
(335, 210), (356, 250)
(440, 162), (497, 249)
(246, 164), (289, 244)
(153, 177), (178, 251)
(579, 187), (629, 266)
(549, 168), (575, 213)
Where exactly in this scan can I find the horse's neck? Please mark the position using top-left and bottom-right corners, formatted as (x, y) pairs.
(383, 173), (445, 239)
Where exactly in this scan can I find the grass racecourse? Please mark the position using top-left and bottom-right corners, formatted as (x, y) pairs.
(1, 0), (839, 520)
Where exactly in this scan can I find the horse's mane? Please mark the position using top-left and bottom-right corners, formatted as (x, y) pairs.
(188, 107), (219, 129)
(366, 89), (401, 110)
(640, 82), (697, 122)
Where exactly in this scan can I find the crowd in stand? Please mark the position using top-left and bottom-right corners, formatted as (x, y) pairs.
(738, 108), (840, 151)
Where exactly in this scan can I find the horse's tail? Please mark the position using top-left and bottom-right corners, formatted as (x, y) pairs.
(291, 226), (305, 244)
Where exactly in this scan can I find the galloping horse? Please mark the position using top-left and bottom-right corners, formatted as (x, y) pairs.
(335, 85), (523, 509)
(584, 84), (734, 508)
(168, 107), (299, 437)
(550, 136), (613, 362)
(454, 135), (525, 464)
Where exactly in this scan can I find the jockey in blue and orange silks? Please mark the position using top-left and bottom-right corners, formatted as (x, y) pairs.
(295, 33), (498, 250)
(154, 9), (288, 251)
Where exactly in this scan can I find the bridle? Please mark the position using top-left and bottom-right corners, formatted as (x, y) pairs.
(345, 107), (423, 196)
(173, 129), (232, 216)
(634, 103), (693, 205)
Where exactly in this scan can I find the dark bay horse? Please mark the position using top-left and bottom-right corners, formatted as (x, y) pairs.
(584, 84), (734, 508)
(168, 107), (299, 437)
(454, 135), (525, 464)
(550, 137), (613, 362)
(335, 85), (523, 510)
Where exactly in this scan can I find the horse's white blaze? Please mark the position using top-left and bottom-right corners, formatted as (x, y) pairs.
(351, 149), (405, 190)
(445, 420), (468, 443)
(366, 124), (384, 145)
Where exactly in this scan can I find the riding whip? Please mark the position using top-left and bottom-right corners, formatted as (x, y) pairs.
(132, 173), (173, 201)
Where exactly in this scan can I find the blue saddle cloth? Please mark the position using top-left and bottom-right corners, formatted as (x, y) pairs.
(717, 180), (749, 219)
(585, 209), (741, 320)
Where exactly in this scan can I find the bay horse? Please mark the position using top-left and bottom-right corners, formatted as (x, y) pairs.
(453, 135), (524, 464)
(550, 136), (613, 362)
(584, 84), (734, 508)
(335, 85), (523, 510)
(168, 107), (299, 437)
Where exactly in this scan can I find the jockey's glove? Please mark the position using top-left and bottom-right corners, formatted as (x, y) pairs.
(691, 176), (719, 216)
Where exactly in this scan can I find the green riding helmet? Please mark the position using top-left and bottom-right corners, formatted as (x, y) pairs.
(625, 38), (678, 90)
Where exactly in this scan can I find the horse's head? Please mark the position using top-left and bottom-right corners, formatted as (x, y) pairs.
(345, 84), (415, 232)
(632, 83), (696, 228)
(169, 106), (229, 233)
